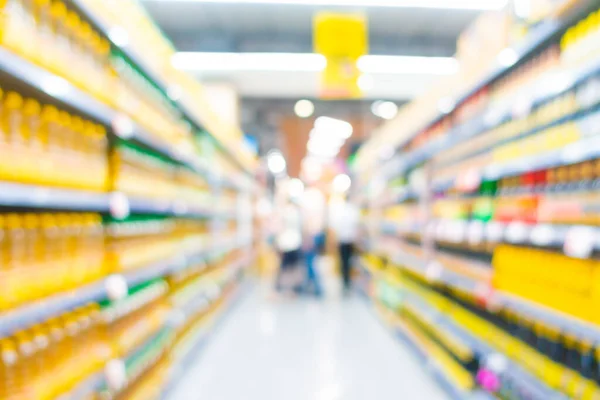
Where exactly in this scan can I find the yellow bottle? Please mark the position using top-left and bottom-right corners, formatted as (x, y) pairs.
(0, 338), (19, 399)
(64, 10), (81, 86)
(33, 0), (52, 68)
(3, 93), (23, 180)
(48, 0), (67, 74)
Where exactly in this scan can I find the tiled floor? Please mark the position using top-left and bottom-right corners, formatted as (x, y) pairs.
(169, 285), (451, 400)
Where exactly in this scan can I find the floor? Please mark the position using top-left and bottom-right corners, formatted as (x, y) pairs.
(169, 282), (451, 400)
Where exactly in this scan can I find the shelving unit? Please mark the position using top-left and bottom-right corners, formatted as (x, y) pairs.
(356, 1), (600, 399)
(0, 1), (258, 399)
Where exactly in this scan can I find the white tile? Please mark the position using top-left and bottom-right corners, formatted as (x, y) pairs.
(168, 286), (451, 400)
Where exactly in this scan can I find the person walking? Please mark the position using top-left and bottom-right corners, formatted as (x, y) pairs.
(330, 198), (360, 293)
(300, 187), (326, 297)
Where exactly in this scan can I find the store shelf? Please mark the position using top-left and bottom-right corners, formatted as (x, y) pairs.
(161, 281), (249, 399)
(494, 291), (600, 343)
(373, 303), (486, 400)
(483, 136), (600, 180)
(66, 0), (254, 177)
(0, 181), (213, 218)
(0, 181), (111, 211)
(434, 219), (600, 252)
(0, 47), (190, 165)
(60, 371), (106, 400)
(403, 291), (569, 400)
(0, 248), (209, 338)
(382, 0), (598, 178)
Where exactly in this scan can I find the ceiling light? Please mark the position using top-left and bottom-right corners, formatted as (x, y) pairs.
(332, 174), (352, 193)
(172, 52), (327, 72)
(294, 99), (315, 118)
(172, 52), (459, 76)
(371, 101), (398, 120)
(267, 150), (286, 174)
(144, 0), (509, 11)
(497, 48), (519, 67)
(357, 55), (459, 75)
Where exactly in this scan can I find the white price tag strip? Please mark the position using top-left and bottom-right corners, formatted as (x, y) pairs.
(485, 222), (505, 243)
(530, 224), (557, 246)
(505, 222), (530, 244)
(467, 221), (485, 245)
(105, 275), (129, 301)
(109, 192), (130, 220)
(564, 226), (597, 259)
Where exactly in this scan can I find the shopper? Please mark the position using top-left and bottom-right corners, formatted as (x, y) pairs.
(301, 187), (326, 297)
(275, 200), (303, 293)
(330, 198), (359, 292)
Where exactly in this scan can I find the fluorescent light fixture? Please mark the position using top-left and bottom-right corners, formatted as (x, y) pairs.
(357, 55), (459, 75)
(294, 99), (315, 118)
(173, 52), (459, 75)
(172, 52), (327, 72)
(144, 0), (509, 11)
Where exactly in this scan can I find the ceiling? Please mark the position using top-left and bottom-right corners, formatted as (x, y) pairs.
(141, 1), (486, 158)
(142, 2), (472, 55)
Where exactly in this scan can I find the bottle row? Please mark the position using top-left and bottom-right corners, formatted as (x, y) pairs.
(364, 252), (600, 400)
(0, 211), (211, 313)
(0, 253), (243, 400)
(0, 0), (193, 151)
(0, 85), (216, 201)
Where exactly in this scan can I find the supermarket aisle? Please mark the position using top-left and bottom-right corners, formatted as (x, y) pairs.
(169, 285), (450, 400)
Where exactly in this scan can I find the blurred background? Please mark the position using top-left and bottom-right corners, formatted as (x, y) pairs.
(1, 0), (599, 399)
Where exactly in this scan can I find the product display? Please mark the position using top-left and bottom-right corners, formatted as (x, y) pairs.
(0, 1), (257, 399)
(357, 2), (600, 399)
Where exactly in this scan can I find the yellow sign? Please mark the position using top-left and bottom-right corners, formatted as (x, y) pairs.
(314, 12), (368, 99)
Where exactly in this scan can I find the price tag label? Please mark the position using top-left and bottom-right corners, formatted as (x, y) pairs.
(109, 192), (130, 220)
(105, 275), (128, 301)
(485, 222), (505, 242)
(448, 220), (467, 243)
(112, 114), (134, 139)
(467, 221), (485, 245)
(564, 226), (597, 259)
(530, 224), (556, 246)
(505, 221), (529, 244)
